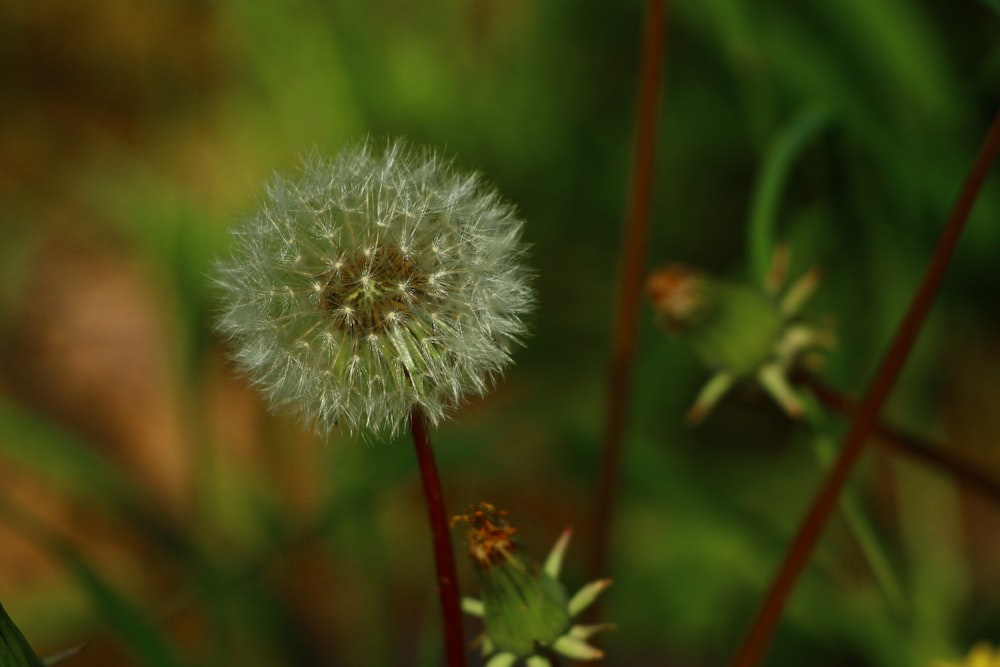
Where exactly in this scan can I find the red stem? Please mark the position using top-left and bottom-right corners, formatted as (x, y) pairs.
(731, 108), (1000, 667)
(410, 408), (466, 667)
(590, 0), (667, 585)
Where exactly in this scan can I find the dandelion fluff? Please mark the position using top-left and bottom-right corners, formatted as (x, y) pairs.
(214, 140), (533, 437)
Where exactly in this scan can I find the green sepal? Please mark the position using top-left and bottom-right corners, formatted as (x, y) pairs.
(477, 555), (571, 657)
(689, 281), (783, 376)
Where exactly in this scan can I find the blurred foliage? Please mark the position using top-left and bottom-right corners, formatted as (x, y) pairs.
(1, 0), (999, 665)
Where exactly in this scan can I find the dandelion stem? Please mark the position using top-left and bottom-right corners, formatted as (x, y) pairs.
(591, 0), (667, 587)
(409, 407), (466, 667)
(730, 107), (1000, 667)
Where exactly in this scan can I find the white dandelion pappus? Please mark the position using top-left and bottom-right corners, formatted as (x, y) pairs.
(214, 139), (534, 438)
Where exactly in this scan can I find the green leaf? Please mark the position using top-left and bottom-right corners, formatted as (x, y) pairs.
(0, 602), (45, 667)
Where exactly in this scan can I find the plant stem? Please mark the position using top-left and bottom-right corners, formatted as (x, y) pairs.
(591, 0), (667, 586)
(797, 372), (1000, 504)
(409, 407), (466, 667)
(731, 108), (1000, 667)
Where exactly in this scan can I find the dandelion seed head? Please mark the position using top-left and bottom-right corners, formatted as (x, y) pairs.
(214, 139), (533, 438)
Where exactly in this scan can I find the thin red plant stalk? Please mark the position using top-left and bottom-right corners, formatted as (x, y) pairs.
(731, 108), (1000, 667)
(590, 0), (667, 585)
(409, 407), (466, 667)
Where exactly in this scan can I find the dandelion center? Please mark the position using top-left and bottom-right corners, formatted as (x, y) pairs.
(319, 243), (432, 336)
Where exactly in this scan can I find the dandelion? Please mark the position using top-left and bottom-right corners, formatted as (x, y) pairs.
(454, 503), (614, 666)
(214, 139), (533, 438)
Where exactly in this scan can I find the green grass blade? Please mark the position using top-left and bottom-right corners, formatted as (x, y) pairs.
(0, 602), (45, 667)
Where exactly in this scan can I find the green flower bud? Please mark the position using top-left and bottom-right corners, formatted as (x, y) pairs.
(455, 504), (613, 666)
(647, 251), (833, 422)
(648, 265), (783, 375)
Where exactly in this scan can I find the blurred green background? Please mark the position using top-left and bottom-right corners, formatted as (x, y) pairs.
(2, 1), (1000, 665)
